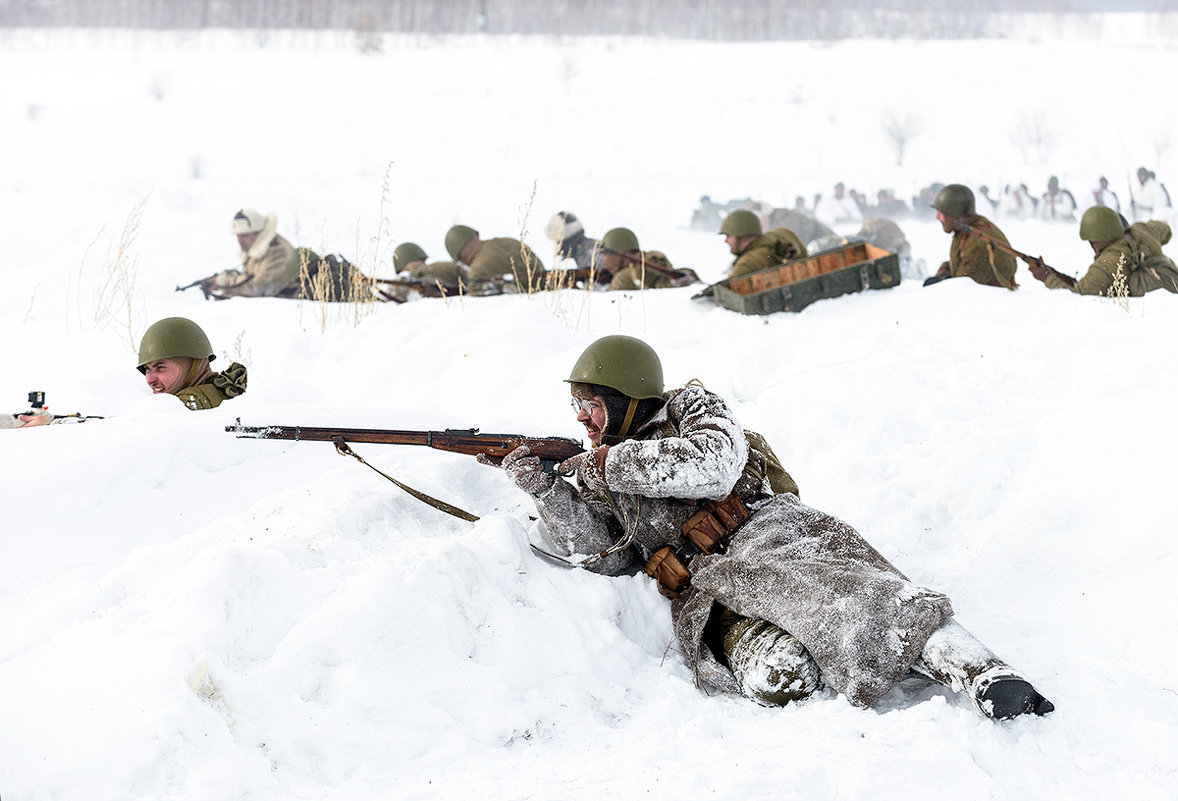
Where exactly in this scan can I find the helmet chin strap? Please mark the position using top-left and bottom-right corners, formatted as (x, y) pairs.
(602, 397), (640, 446)
(616, 397), (639, 439)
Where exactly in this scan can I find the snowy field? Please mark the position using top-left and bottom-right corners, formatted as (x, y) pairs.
(2, 23), (1177, 801)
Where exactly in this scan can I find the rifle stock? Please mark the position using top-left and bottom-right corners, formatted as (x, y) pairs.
(227, 420), (584, 470)
(955, 222), (1053, 270)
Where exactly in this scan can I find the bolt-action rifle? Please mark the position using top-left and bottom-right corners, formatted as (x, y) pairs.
(372, 276), (458, 302)
(612, 252), (700, 287)
(227, 420), (583, 472)
(227, 420), (585, 522)
(953, 221), (1075, 287)
(553, 259), (698, 290)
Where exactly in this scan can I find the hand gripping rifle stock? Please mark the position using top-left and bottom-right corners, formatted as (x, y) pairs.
(226, 420), (584, 473)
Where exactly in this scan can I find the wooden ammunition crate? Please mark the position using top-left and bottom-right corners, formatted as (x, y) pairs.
(714, 242), (901, 315)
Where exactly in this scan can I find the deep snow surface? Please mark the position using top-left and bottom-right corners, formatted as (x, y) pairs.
(1, 26), (1177, 801)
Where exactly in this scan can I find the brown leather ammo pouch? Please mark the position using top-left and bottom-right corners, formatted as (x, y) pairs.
(644, 546), (692, 599)
(681, 492), (751, 554)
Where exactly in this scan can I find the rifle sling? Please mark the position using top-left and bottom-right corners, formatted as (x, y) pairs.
(332, 439), (480, 523)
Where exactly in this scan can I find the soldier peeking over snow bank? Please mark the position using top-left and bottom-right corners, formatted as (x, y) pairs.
(486, 335), (1054, 720)
(137, 317), (247, 411)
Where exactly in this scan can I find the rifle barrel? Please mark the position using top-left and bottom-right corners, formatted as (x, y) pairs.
(227, 422), (583, 463)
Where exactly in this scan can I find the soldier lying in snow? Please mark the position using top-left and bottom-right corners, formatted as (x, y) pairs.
(486, 335), (1054, 720)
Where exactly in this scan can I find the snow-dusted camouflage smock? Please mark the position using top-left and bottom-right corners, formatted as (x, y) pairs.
(532, 383), (954, 707)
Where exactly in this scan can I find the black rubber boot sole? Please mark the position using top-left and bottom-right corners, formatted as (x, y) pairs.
(977, 675), (1056, 720)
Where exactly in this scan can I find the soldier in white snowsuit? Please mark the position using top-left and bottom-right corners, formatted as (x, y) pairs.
(1131, 167), (1172, 223)
(213, 208), (297, 298)
(813, 182), (864, 226)
(491, 336), (1055, 719)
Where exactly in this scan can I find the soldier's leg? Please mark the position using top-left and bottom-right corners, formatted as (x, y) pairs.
(703, 605), (824, 707)
(914, 618), (1054, 720)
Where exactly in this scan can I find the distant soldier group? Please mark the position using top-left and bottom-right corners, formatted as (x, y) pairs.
(926, 183), (1178, 296)
(177, 175), (1176, 308)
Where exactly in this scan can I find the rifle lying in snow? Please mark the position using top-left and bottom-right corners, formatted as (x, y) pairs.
(227, 420), (584, 471)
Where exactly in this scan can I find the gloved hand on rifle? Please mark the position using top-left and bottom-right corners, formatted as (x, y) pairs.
(559, 446), (610, 493)
(1025, 256), (1062, 283)
(480, 445), (555, 496)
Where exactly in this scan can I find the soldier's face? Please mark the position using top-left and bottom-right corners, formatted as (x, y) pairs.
(458, 237), (480, 265)
(143, 358), (186, 395)
(936, 211), (955, 234)
(573, 396), (607, 445)
(725, 234), (748, 255)
(602, 252), (622, 272)
(236, 232), (259, 252)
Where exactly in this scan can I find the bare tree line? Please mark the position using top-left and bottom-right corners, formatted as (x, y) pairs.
(0, 0), (1164, 39)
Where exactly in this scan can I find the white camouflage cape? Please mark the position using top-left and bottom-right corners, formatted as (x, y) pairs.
(531, 383), (953, 707)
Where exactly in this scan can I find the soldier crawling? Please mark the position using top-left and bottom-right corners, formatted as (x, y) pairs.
(1028, 206), (1178, 296)
(485, 335), (1055, 720)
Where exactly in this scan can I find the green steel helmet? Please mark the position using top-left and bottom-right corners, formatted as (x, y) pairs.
(284, 247), (320, 279)
(137, 317), (215, 373)
(719, 209), (762, 238)
(445, 225), (478, 260)
(1079, 206), (1125, 242)
(601, 227), (640, 253)
(393, 242), (428, 272)
(567, 335), (664, 400)
(931, 184), (976, 217)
